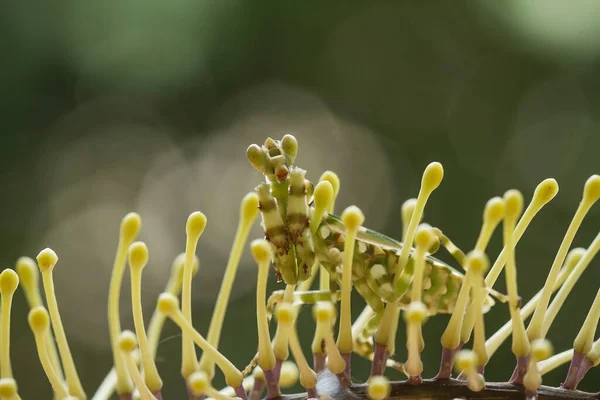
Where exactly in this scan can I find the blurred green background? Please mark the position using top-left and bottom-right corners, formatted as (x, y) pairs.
(1, 0), (600, 398)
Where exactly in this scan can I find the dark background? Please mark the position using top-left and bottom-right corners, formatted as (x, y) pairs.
(1, 1), (599, 398)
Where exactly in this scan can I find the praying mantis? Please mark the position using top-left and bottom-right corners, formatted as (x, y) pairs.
(245, 135), (504, 373)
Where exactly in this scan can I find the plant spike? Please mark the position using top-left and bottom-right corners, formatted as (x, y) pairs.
(28, 306), (69, 399)
(251, 239), (280, 398)
(528, 176), (599, 342)
(118, 331), (157, 400)
(276, 302), (318, 398)
(37, 248), (87, 399)
(523, 339), (553, 399)
(562, 288), (600, 389)
(199, 192), (260, 379)
(108, 212), (142, 396)
(181, 211), (207, 378)
(337, 205), (365, 378)
(157, 293), (247, 399)
(128, 242), (163, 396)
(485, 247), (585, 359)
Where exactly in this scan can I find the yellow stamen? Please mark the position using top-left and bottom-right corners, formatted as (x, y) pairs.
(538, 349), (573, 376)
(367, 376), (390, 400)
(0, 269), (18, 380)
(454, 350), (484, 392)
(276, 303), (317, 391)
(310, 180), (334, 236)
(252, 239), (277, 372)
(15, 256), (64, 384)
(0, 378), (21, 400)
(108, 212), (141, 395)
(28, 307), (69, 399)
(128, 242), (162, 393)
(404, 301), (428, 377)
(523, 339), (553, 393)
(279, 361), (299, 388)
(318, 171), (340, 214)
(460, 198), (504, 344)
(200, 193), (259, 378)
(147, 253), (199, 357)
(485, 178), (558, 287)
(37, 248), (86, 399)
(157, 293), (243, 388)
(313, 302), (345, 375)
(272, 284), (295, 362)
(440, 252), (484, 350)
(411, 224), (436, 303)
(181, 211), (207, 377)
(118, 331), (157, 400)
(468, 252), (490, 368)
(337, 206), (365, 355)
(401, 198), (418, 241)
(542, 231), (600, 338)
(187, 371), (229, 400)
(502, 190), (530, 358)
(528, 176), (599, 341)
(573, 288), (600, 355)
(395, 162), (444, 279)
(485, 247), (585, 357)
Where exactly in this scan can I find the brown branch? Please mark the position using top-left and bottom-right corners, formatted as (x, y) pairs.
(281, 377), (599, 400)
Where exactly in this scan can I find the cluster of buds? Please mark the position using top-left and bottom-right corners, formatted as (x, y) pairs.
(0, 134), (598, 400)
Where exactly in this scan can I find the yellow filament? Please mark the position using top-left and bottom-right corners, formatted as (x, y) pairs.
(485, 178), (558, 288)
(157, 293), (243, 388)
(28, 307), (69, 399)
(401, 198), (418, 241)
(272, 284), (295, 362)
(252, 240), (276, 372)
(475, 196), (505, 252)
(310, 181), (334, 236)
(37, 249), (86, 399)
(529, 176), (599, 341)
(200, 193), (259, 377)
(128, 242), (162, 393)
(187, 371), (229, 400)
(313, 302), (345, 375)
(573, 288), (600, 355)
(469, 253), (490, 367)
(367, 376), (390, 400)
(523, 339), (553, 393)
(0, 269), (18, 379)
(108, 212), (141, 394)
(502, 190), (530, 357)
(485, 248), (585, 357)
(276, 303), (317, 390)
(337, 206), (365, 355)
(411, 224), (436, 302)
(538, 349), (573, 376)
(395, 162), (444, 279)
(181, 211), (207, 377)
(404, 301), (428, 377)
(441, 270), (473, 350)
(16, 257), (64, 383)
(118, 331), (157, 400)
(147, 253), (198, 357)
(542, 231), (600, 338)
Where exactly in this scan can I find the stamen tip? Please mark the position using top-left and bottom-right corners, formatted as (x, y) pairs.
(314, 180), (334, 210)
(583, 174), (600, 202)
(121, 212), (142, 243)
(128, 242), (149, 270)
(484, 196), (505, 225)
(503, 190), (524, 220)
(422, 162), (444, 193)
(533, 178), (559, 205)
(250, 239), (272, 264)
(319, 171), (340, 198)
(157, 293), (179, 315)
(0, 268), (19, 295)
(414, 224), (436, 249)
(186, 211), (207, 239)
(28, 306), (50, 333)
(341, 206), (365, 230)
(241, 192), (260, 221)
(36, 248), (58, 272)
(279, 361), (299, 388)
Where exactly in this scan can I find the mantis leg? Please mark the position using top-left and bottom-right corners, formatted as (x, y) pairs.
(432, 228), (466, 268)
